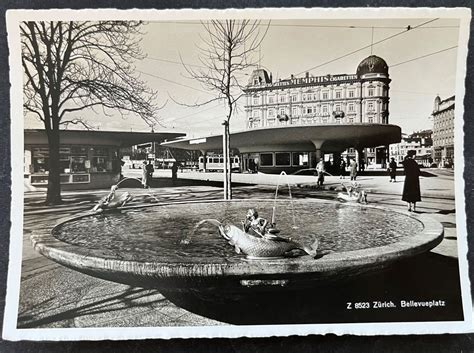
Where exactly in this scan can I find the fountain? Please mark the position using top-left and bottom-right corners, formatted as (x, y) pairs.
(32, 198), (443, 294)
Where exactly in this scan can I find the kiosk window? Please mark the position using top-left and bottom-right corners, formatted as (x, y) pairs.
(260, 153), (273, 166)
(275, 152), (291, 166)
(292, 152), (309, 166)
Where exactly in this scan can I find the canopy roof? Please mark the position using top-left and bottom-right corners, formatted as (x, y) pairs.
(162, 124), (401, 153)
(25, 129), (185, 147)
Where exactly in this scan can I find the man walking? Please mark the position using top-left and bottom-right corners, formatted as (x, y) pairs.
(349, 158), (358, 181)
(145, 160), (154, 188)
(316, 159), (325, 186)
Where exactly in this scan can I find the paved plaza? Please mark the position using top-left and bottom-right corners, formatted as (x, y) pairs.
(17, 169), (460, 328)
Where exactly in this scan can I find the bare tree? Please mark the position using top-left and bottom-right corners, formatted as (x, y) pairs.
(183, 20), (269, 199)
(21, 21), (160, 204)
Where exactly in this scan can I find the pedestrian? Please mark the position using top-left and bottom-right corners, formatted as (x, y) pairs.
(141, 160), (148, 188)
(388, 157), (397, 182)
(402, 151), (421, 212)
(316, 159), (325, 186)
(339, 159), (346, 179)
(349, 158), (358, 181)
(171, 162), (179, 185)
(145, 160), (154, 187)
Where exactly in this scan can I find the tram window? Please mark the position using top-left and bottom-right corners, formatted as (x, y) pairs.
(213, 158), (219, 163)
(219, 158), (224, 163)
(275, 152), (291, 166)
(199, 157), (203, 162)
(234, 157), (239, 163)
(260, 153), (273, 166)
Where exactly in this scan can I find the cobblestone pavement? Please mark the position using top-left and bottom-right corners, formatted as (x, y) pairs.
(17, 169), (461, 328)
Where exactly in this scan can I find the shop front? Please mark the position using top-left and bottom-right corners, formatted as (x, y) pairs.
(24, 129), (185, 190)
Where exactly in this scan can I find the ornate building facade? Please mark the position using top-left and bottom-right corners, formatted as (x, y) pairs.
(244, 55), (390, 130)
(432, 95), (455, 168)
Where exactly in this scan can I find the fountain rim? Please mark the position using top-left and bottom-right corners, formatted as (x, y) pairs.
(32, 198), (444, 279)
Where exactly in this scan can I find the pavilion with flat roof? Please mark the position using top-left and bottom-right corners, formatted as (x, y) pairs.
(24, 129), (185, 189)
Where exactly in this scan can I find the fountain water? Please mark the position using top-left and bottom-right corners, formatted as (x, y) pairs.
(114, 177), (143, 188)
(272, 171), (297, 229)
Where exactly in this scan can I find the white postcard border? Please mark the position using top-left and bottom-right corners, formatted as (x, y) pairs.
(3, 7), (473, 340)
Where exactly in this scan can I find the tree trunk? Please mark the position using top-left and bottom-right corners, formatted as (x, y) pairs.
(46, 128), (62, 205)
(226, 125), (232, 199)
(222, 123), (228, 200)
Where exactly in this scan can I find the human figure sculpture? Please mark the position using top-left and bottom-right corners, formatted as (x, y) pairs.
(243, 208), (280, 238)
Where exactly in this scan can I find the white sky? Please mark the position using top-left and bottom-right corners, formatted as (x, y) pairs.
(25, 18), (461, 137)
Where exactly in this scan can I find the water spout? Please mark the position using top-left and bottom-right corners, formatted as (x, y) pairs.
(180, 219), (222, 245)
(115, 177), (143, 188)
(272, 172), (297, 229)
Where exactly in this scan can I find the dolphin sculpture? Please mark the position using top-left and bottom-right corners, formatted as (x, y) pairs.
(202, 219), (319, 260)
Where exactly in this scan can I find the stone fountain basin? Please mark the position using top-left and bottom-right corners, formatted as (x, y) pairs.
(31, 199), (444, 293)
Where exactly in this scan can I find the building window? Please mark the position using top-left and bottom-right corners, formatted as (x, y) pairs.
(275, 152), (291, 166)
(348, 90), (355, 98)
(348, 103), (354, 112)
(322, 92), (328, 100)
(368, 117), (373, 123)
(267, 119), (275, 126)
(253, 96), (259, 105)
(260, 153), (273, 166)
(335, 104), (341, 111)
(292, 152), (309, 166)
(302, 94), (306, 101)
(335, 91), (341, 99)
(291, 95), (297, 102)
(322, 105), (328, 114)
(268, 109), (274, 117)
(368, 102), (374, 111)
(91, 147), (111, 172)
(306, 106), (313, 114)
(279, 95), (286, 103)
(368, 88), (374, 97)
(252, 110), (259, 117)
(279, 108), (286, 116)
(292, 107), (298, 116)
(268, 96), (274, 104)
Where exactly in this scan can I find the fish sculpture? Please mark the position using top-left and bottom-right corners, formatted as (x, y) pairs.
(92, 185), (133, 212)
(202, 219), (319, 259)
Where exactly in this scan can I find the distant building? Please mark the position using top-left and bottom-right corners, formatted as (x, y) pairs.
(432, 95), (455, 167)
(389, 130), (433, 167)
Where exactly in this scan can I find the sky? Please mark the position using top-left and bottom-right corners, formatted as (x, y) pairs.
(25, 17), (461, 137)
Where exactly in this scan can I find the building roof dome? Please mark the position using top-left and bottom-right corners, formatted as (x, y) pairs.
(356, 55), (388, 77)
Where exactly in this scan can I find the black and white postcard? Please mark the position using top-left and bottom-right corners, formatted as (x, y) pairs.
(3, 7), (473, 340)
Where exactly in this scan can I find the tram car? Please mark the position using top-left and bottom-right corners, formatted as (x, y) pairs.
(198, 155), (240, 172)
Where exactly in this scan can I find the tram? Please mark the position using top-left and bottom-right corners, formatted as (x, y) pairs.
(198, 155), (240, 172)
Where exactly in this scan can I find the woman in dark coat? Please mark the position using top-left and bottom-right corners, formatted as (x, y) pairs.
(402, 152), (421, 212)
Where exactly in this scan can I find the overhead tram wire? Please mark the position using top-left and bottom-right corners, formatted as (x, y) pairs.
(151, 21), (458, 29)
(163, 102), (224, 124)
(136, 69), (212, 95)
(390, 45), (458, 68)
(144, 56), (208, 69)
(293, 18), (439, 77)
